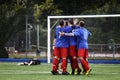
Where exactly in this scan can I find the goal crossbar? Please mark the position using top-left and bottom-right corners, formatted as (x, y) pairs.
(48, 14), (120, 19)
(47, 14), (120, 63)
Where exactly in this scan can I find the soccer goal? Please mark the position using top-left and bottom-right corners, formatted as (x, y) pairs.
(47, 14), (120, 63)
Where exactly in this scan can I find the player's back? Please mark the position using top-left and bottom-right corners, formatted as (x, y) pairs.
(69, 26), (79, 46)
(75, 27), (91, 49)
(55, 26), (70, 48)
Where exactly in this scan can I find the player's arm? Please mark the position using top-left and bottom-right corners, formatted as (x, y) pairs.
(64, 32), (75, 36)
(52, 35), (56, 49)
(88, 31), (92, 36)
(53, 38), (56, 46)
(60, 32), (75, 36)
(60, 29), (80, 37)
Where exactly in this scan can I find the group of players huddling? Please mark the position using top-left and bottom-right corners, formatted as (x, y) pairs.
(51, 18), (92, 75)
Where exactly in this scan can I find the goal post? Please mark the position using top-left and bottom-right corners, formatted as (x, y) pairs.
(47, 14), (120, 63)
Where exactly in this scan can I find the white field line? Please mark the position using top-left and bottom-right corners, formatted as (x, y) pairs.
(0, 70), (119, 75)
(92, 65), (120, 67)
(0, 70), (51, 74)
(93, 72), (120, 75)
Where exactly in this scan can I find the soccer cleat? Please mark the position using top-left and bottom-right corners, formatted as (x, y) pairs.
(28, 63), (31, 66)
(74, 69), (82, 75)
(77, 69), (82, 75)
(69, 69), (75, 75)
(85, 69), (92, 75)
(57, 69), (62, 74)
(62, 71), (69, 75)
(82, 70), (86, 75)
(51, 70), (59, 75)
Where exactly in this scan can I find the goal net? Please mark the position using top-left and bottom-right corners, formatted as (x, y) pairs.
(47, 14), (120, 63)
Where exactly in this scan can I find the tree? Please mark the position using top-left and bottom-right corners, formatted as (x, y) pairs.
(0, 0), (62, 57)
(33, 0), (62, 47)
(53, 0), (109, 15)
(1, 0), (120, 58)
(0, 0), (27, 57)
(34, 0), (62, 28)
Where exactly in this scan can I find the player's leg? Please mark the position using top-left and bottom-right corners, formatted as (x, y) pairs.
(73, 56), (81, 75)
(60, 48), (69, 75)
(23, 62), (29, 65)
(51, 47), (60, 75)
(73, 47), (81, 75)
(78, 49), (89, 74)
(69, 46), (75, 74)
(84, 49), (91, 75)
(28, 61), (34, 66)
(69, 46), (81, 75)
(17, 62), (28, 66)
(69, 55), (75, 74)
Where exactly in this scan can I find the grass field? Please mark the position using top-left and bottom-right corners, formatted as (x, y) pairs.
(0, 62), (120, 80)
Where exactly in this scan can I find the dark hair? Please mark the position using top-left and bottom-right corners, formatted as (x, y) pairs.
(69, 20), (74, 25)
(59, 20), (64, 26)
(79, 21), (85, 27)
(69, 19), (75, 29)
(65, 21), (68, 26)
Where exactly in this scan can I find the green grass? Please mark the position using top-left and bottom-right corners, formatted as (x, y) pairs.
(0, 62), (120, 80)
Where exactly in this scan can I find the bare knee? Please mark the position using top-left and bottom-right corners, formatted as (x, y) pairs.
(86, 58), (88, 61)
(62, 57), (67, 60)
(73, 56), (77, 59)
(54, 56), (59, 60)
(79, 57), (83, 60)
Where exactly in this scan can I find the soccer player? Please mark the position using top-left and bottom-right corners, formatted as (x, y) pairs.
(60, 20), (92, 75)
(17, 58), (40, 66)
(68, 19), (81, 75)
(51, 20), (70, 75)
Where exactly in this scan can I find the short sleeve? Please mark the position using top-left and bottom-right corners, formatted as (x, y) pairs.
(74, 29), (80, 36)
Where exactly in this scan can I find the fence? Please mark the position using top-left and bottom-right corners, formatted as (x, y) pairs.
(8, 44), (120, 59)
(88, 44), (120, 59)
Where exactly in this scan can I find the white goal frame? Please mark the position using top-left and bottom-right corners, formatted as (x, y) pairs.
(47, 14), (120, 63)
